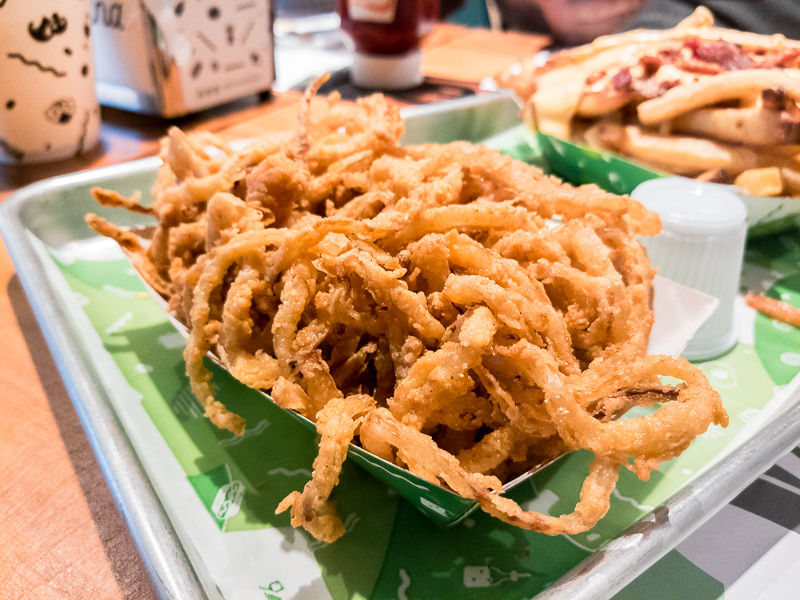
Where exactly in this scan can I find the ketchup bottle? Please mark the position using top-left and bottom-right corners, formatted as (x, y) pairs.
(338, 0), (439, 90)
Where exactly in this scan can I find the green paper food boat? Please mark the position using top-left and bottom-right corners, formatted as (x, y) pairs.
(533, 129), (800, 237)
(140, 261), (714, 525)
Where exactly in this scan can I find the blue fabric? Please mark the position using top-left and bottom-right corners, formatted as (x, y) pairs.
(446, 0), (491, 27)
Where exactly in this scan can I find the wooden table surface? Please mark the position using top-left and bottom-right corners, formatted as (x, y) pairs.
(0, 25), (548, 599)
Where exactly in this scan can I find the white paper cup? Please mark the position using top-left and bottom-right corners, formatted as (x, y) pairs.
(0, 0), (101, 164)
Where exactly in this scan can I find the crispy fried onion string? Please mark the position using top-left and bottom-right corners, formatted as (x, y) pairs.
(87, 76), (727, 542)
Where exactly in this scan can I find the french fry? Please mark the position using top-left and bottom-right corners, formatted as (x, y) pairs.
(766, 145), (800, 157)
(591, 122), (761, 176)
(577, 89), (635, 118)
(673, 106), (800, 146)
(500, 7), (800, 197)
(744, 292), (800, 328)
(779, 167), (800, 195)
(535, 7), (798, 74)
(638, 70), (800, 125)
(696, 168), (729, 183)
(734, 167), (784, 196)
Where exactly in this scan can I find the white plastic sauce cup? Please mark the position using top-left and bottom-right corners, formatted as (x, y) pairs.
(633, 177), (748, 361)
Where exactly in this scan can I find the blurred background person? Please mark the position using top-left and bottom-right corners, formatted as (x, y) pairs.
(623, 0), (800, 37)
(445, 0), (800, 44)
(498, 0), (645, 44)
(443, 0), (645, 43)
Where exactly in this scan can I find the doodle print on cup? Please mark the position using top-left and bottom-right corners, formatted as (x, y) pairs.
(0, 0), (101, 164)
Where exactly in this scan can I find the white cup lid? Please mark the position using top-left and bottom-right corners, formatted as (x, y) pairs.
(633, 177), (748, 361)
(632, 177), (747, 236)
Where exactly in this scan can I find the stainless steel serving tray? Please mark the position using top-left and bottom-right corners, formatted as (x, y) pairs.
(3, 92), (800, 600)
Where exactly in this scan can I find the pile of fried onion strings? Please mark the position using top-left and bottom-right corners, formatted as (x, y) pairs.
(86, 76), (727, 542)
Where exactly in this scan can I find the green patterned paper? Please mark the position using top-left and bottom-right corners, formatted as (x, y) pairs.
(45, 214), (800, 599)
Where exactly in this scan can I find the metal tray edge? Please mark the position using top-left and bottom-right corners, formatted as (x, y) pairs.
(538, 392), (800, 599)
(0, 176), (214, 600)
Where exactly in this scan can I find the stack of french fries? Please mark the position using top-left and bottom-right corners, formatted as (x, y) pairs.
(500, 7), (800, 197)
